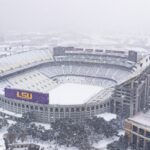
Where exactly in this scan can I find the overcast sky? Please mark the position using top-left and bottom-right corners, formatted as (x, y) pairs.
(0, 0), (150, 35)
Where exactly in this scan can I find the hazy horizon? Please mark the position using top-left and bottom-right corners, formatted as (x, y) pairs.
(0, 0), (150, 36)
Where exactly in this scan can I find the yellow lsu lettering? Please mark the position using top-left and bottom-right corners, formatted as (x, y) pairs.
(16, 91), (32, 100)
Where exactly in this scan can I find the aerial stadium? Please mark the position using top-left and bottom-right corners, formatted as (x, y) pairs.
(0, 46), (150, 123)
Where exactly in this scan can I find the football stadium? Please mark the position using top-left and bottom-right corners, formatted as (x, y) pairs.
(0, 47), (150, 123)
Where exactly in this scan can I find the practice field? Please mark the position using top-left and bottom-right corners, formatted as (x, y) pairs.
(49, 83), (102, 105)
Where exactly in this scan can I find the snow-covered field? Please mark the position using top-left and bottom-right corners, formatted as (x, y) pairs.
(49, 83), (102, 105)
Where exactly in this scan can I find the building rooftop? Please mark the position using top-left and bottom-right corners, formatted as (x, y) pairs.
(128, 111), (150, 129)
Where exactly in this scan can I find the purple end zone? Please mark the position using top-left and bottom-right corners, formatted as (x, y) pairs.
(5, 88), (49, 104)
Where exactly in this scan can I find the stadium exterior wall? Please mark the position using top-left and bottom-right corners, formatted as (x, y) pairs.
(111, 66), (150, 118)
(0, 95), (110, 123)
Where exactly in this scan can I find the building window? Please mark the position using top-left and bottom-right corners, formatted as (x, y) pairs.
(133, 125), (138, 132)
(132, 134), (137, 145)
(96, 105), (99, 109)
(146, 131), (150, 138)
(87, 107), (90, 111)
(81, 107), (85, 111)
(30, 106), (33, 110)
(139, 128), (144, 135)
(66, 108), (69, 112)
(55, 108), (58, 112)
(60, 108), (64, 112)
(146, 141), (150, 150)
(22, 104), (25, 108)
(76, 108), (80, 112)
(139, 137), (144, 148)
(50, 108), (53, 112)
(40, 107), (43, 111)
(71, 108), (74, 112)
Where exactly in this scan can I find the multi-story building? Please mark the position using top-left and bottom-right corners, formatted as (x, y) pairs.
(124, 111), (150, 150)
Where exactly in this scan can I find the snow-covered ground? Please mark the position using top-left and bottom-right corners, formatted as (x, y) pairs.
(0, 127), (7, 150)
(0, 123), (78, 150)
(96, 112), (117, 121)
(0, 112), (123, 150)
(32, 122), (51, 130)
(49, 83), (102, 105)
(26, 141), (78, 150)
(0, 119), (16, 150)
(93, 136), (119, 150)
(92, 129), (125, 150)
(33, 112), (121, 150)
(0, 108), (22, 118)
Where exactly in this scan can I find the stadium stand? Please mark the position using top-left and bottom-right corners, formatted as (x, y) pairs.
(0, 50), (53, 76)
(39, 63), (131, 84)
(0, 70), (57, 94)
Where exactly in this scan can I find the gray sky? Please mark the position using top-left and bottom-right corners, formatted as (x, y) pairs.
(0, 0), (150, 35)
